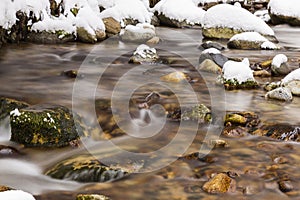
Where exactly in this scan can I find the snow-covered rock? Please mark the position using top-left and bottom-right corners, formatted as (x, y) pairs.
(75, 6), (106, 43)
(268, 0), (300, 26)
(265, 87), (293, 101)
(271, 54), (291, 76)
(0, 190), (36, 200)
(102, 17), (121, 36)
(129, 44), (159, 63)
(221, 58), (259, 89)
(282, 68), (300, 84)
(227, 32), (279, 50)
(202, 4), (276, 41)
(100, 0), (152, 27)
(120, 23), (156, 42)
(152, 0), (206, 27)
(199, 48), (228, 67)
(281, 68), (300, 96)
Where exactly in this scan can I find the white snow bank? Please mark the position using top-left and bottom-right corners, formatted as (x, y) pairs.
(31, 10), (76, 35)
(261, 41), (279, 49)
(229, 32), (268, 42)
(0, 190), (36, 200)
(222, 58), (255, 83)
(272, 54), (287, 68)
(134, 44), (157, 58)
(202, 4), (275, 36)
(124, 23), (155, 33)
(282, 68), (300, 84)
(153, 0), (206, 25)
(202, 48), (221, 54)
(64, 0), (100, 14)
(100, 0), (152, 27)
(268, 0), (300, 18)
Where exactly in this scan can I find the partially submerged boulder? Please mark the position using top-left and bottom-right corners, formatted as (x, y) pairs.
(10, 104), (81, 147)
(271, 54), (291, 76)
(202, 4), (276, 41)
(129, 44), (159, 64)
(102, 17), (121, 37)
(228, 32), (279, 50)
(268, 0), (300, 26)
(199, 48), (228, 67)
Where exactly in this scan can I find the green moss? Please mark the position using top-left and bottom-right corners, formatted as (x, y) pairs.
(0, 97), (29, 120)
(223, 78), (259, 90)
(181, 104), (211, 123)
(70, 8), (79, 16)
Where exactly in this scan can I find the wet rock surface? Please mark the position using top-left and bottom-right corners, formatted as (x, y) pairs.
(0, 97), (29, 120)
(202, 173), (236, 193)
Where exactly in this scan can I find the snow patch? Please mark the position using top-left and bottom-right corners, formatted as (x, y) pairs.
(202, 4), (275, 36)
(152, 0), (206, 25)
(0, 190), (36, 200)
(10, 109), (21, 117)
(134, 44), (157, 58)
(261, 41), (278, 50)
(254, 10), (270, 22)
(268, 0), (300, 18)
(282, 68), (300, 84)
(202, 48), (221, 54)
(272, 54), (287, 68)
(229, 32), (268, 42)
(222, 58), (255, 83)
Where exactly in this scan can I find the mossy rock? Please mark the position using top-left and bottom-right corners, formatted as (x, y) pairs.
(45, 155), (132, 182)
(10, 104), (81, 147)
(202, 173), (235, 193)
(156, 14), (191, 28)
(225, 111), (260, 127)
(76, 194), (110, 200)
(0, 97), (29, 121)
(227, 39), (263, 50)
(269, 13), (300, 26)
(168, 104), (211, 123)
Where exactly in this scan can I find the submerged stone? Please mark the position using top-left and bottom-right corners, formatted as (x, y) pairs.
(160, 71), (189, 83)
(10, 104), (81, 147)
(76, 194), (110, 200)
(202, 173), (235, 193)
(46, 155), (142, 183)
(168, 104), (211, 123)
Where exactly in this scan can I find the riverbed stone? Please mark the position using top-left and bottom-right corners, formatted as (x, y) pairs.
(0, 145), (22, 157)
(199, 51), (228, 68)
(198, 59), (222, 74)
(271, 61), (291, 76)
(45, 155), (142, 182)
(199, 41), (226, 51)
(160, 71), (189, 83)
(202, 173), (235, 193)
(0, 97), (29, 121)
(269, 12), (300, 26)
(129, 44), (159, 64)
(10, 104), (81, 147)
(76, 194), (110, 200)
(252, 123), (300, 142)
(156, 14), (190, 28)
(265, 87), (293, 102)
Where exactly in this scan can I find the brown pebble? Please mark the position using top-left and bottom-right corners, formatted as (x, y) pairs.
(278, 180), (294, 193)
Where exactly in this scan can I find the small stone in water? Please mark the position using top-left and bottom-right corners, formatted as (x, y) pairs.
(76, 194), (110, 200)
(202, 173), (235, 193)
(278, 180), (293, 193)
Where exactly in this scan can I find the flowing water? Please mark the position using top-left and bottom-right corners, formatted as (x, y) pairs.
(0, 26), (300, 199)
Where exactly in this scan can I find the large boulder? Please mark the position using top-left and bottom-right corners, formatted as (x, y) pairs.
(27, 31), (74, 44)
(202, 4), (276, 41)
(268, 0), (300, 26)
(152, 0), (206, 27)
(281, 68), (300, 96)
(10, 104), (82, 147)
(198, 48), (228, 67)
